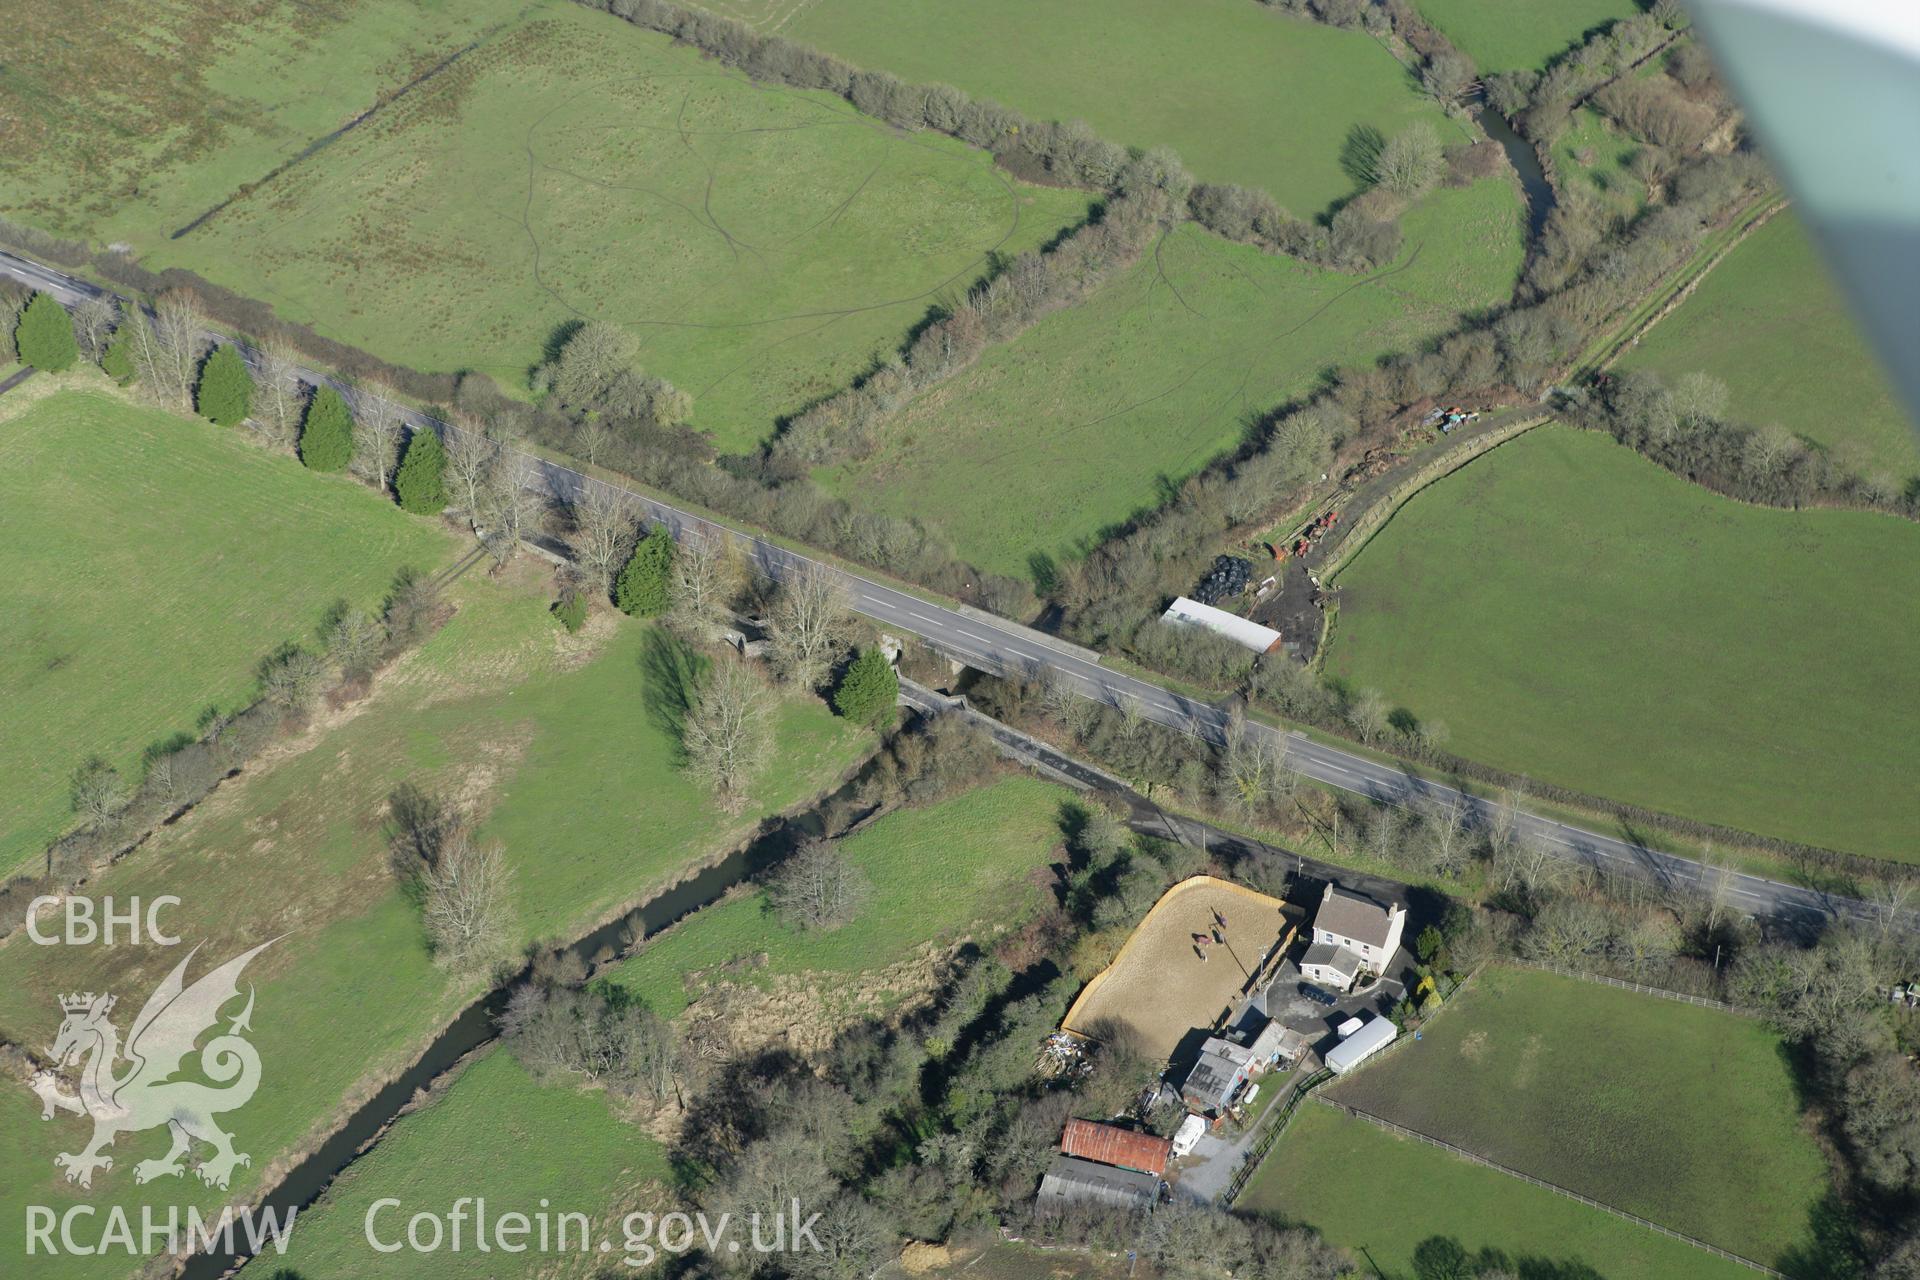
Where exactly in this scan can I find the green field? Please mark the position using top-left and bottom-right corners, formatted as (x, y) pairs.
(1238, 1104), (1757, 1280)
(1326, 424), (1920, 859)
(1621, 211), (1919, 481)
(1, 0), (528, 245)
(823, 178), (1525, 580)
(134, 1), (1085, 448)
(0, 386), (453, 873)
(611, 773), (1068, 1015)
(1323, 966), (1828, 1262)
(697, 0), (1462, 217)
(1553, 105), (1648, 221)
(263, 1048), (672, 1279)
(0, 572), (871, 1278)
(1414, 0), (1644, 74)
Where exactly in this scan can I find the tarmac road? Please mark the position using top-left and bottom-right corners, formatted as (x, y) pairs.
(3, 250), (1897, 934)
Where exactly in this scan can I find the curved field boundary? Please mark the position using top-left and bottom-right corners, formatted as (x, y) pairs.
(1314, 1097), (1786, 1277)
(1059, 874), (1290, 1044)
(1317, 412), (1550, 583)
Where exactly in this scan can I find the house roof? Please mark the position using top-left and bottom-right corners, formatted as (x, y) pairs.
(1315, 884), (1400, 950)
(1037, 1155), (1160, 1210)
(1301, 940), (1364, 978)
(1325, 1017), (1397, 1073)
(1160, 597), (1284, 654)
(1061, 1119), (1172, 1176)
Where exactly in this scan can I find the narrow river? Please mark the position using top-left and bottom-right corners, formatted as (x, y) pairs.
(180, 783), (857, 1279)
(1476, 105), (1557, 242)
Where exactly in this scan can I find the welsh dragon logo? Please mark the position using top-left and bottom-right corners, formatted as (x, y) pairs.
(37, 940), (275, 1191)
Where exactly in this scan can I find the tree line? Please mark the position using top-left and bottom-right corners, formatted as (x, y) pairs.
(577, 0), (1411, 271)
(0, 566), (444, 940)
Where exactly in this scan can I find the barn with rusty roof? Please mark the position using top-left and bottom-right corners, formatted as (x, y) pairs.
(1060, 1118), (1173, 1176)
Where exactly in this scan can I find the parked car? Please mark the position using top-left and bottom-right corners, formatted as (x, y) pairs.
(1298, 982), (1338, 1006)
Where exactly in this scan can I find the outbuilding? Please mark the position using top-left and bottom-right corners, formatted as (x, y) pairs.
(1180, 1036), (1255, 1114)
(1324, 1016), (1396, 1074)
(1159, 597), (1284, 654)
(1060, 1119), (1173, 1177)
(1036, 1155), (1161, 1211)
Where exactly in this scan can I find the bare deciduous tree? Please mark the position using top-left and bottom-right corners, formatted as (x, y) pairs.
(1041, 674), (1098, 740)
(420, 831), (515, 973)
(129, 290), (205, 409)
(478, 450), (540, 568)
(668, 531), (745, 644)
(1865, 876), (1917, 945)
(1220, 711), (1290, 818)
(683, 658), (775, 811)
(1422, 791), (1471, 878)
(766, 838), (870, 931)
(72, 296), (118, 362)
(70, 758), (129, 830)
(1493, 829), (1566, 901)
(253, 335), (305, 447)
(260, 647), (328, 714)
(444, 418), (500, 529)
(352, 378), (407, 494)
(327, 606), (387, 682)
(566, 485), (635, 598)
(765, 563), (852, 690)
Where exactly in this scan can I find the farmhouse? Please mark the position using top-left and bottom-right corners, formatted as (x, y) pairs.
(1036, 1155), (1161, 1211)
(1060, 1119), (1173, 1177)
(1299, 883), (1406, 993)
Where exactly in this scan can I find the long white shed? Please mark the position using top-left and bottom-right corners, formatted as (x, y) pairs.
(1159, 597), (1283, 654)
(1324, 1016), (1397, 1074)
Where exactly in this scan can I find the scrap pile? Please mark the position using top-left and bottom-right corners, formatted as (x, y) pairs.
(1036, 1031), (1096, 1081)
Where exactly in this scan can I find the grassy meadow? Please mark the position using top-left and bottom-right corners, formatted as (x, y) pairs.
(697, 0), (1463, 216)
(610, 773), (1068, 1016)
(138, 1), (1086, 449)
(259, 1048), (673, 1279)
(1414, 0), (1644, 74)
(823, 178), (1525, 580)
(0, 569), (871, 1278)
(1238, 1103), (1758, 1280)
(0, 386), (453, 874)
(0, 0), (528, 245)
(1323, 966), (1829, 1263)
(1324, 424), (1920, 859)
(1621, 211), (1919, 481)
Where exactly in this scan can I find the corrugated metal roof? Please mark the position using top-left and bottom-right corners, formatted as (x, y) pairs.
(1159, 597), (1283, 654)
(1037, 1155), (1160, 1210)
(1061, 1119), (1173, 1175)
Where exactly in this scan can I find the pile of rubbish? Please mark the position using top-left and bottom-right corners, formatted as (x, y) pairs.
(1035, 1031), (1095, 1081)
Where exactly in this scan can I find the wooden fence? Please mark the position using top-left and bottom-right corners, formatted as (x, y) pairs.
(1514, 959), (1755, 1016)
(1221, 1067), (1332, 1206)
(1318, 1098), (1786, 1277)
